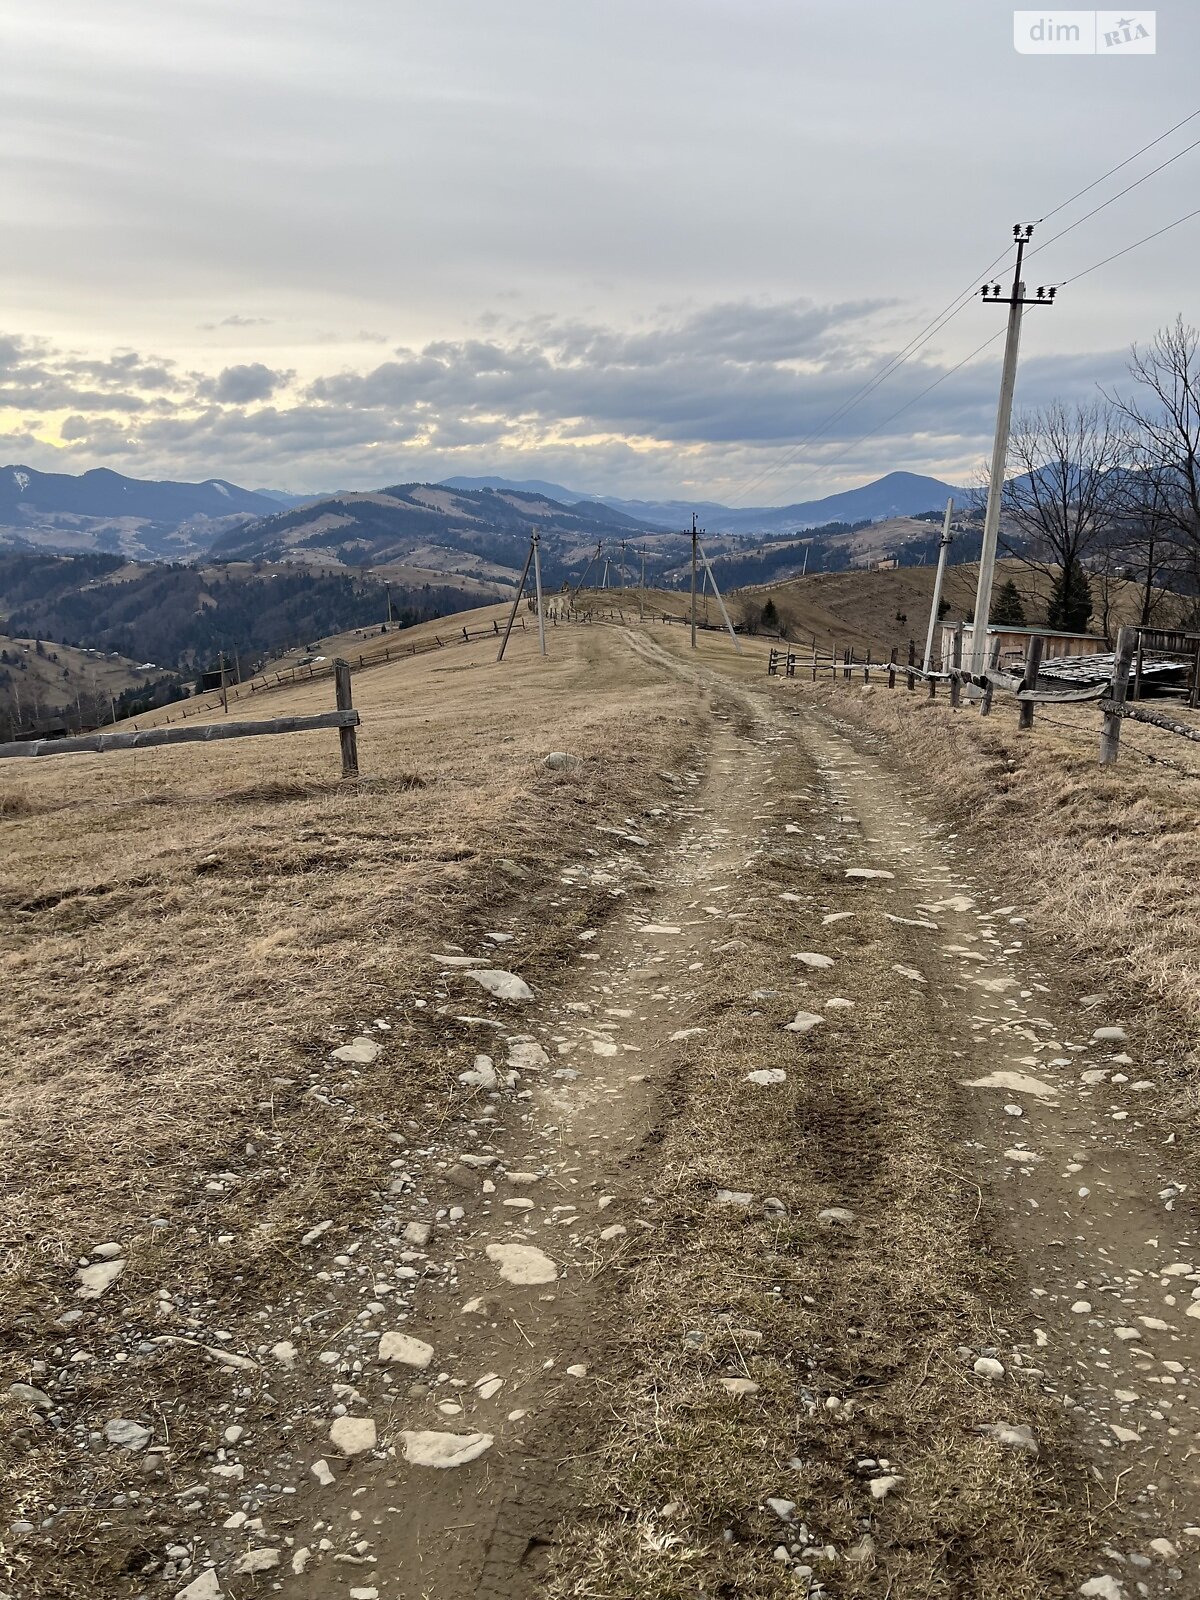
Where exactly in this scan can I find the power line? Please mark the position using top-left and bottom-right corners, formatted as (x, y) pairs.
(788, 196), (1200, 482)
(727, 108), (1200, 509)
(1057, 203), (1200, 285)
(1027, 133), (1200, 261)
(725, 267), (1005, 507)
(1039, 107), (1200, 222)
(791, 328), (1006, 488)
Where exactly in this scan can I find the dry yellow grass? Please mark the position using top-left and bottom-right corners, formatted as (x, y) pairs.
(0, 620), (703, 1597)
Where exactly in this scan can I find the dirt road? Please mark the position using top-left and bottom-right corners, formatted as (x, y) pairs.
(29, 624), (1200, 1600)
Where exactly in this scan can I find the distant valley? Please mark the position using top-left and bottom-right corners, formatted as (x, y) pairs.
(0, 462), (980, 735)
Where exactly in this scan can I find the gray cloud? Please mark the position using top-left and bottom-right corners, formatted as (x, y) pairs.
(1, 1), (1197, 503)
(207, 362), (293, 404)
(0, 296), (1139, 503)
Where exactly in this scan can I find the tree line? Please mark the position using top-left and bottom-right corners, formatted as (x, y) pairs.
(998, 315), (1200, 640)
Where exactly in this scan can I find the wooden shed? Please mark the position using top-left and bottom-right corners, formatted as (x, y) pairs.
(939, 623), (1104, 672)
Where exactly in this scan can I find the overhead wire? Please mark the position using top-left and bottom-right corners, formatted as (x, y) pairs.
(722, 108), (1200, 509)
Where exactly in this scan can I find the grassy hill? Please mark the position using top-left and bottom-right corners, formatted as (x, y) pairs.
(0, 634), (163, 736)
(0, 551), (487, 677)
(576, 561), (1187, 662)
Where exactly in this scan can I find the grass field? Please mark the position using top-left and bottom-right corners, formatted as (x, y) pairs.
(0, 619), (703, 1598)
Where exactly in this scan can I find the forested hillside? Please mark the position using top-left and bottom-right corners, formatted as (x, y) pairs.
(0, 553), (478, 672)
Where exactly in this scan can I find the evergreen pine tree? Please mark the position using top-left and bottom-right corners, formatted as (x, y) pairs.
(991, 578), (1027, 626)
(1047, 559), (1092, 633)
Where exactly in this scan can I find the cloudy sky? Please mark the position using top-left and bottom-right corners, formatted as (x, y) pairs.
(1, 0), (1197, 502)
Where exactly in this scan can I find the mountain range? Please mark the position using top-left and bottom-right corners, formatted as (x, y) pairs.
(0, 463), (970, 570)
(440, 470), (971, 534)
(206, 482), (664, 586)
(0, 464), (291, 561)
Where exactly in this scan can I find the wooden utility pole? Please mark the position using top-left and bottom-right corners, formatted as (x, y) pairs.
(497, 537), (536, 662)
(690, 513), (698, 650)
(639, 546), (646, 620)
(969, 225), (1057, 685)
(922, 498), (954, 674)
(219, 652), (229, 715)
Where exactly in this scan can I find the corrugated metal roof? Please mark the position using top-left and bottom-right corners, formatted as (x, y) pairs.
(1036, 652), (1190, 684)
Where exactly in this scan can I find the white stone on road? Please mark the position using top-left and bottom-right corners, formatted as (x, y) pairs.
(329, 1416), (377, 1456)
(331, 1037), (381, 1064)
(784, 1011), (823, 1034)
(175, 1572), (223, 1600)
(76, 1258), (125, 1299)
(401, 1430), (494, 1468)
(961, 1070), (1059, 1100)
(378, 1332), (435, 1368)
(463, 969), (534, 1001)
(486, 1242), (558, 1284)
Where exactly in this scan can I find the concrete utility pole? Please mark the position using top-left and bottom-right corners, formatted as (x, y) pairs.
(969, 224), (1057, 682)
(690, 513), (699, 649)
(639, 545), (646, 619)
(922, 497), (954, 674)
(697, 539), (741, 653)
(531, 528), (546, 656)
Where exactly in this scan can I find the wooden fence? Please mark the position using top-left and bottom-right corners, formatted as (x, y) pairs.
(768, 621), (1200, 768)
(147, 617), (541, 730)
(0, 660), (361, 776)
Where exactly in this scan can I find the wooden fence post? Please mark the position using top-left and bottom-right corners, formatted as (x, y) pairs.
(980, 638), (1002, 717)
(949, 622), (963, 709)
(334, 658), (359, 779)
(1018, 634), (1045, 731)
(864, 648), (872, 685)
(906, 640), (915, 692)
(1100, 626), (1137, 766)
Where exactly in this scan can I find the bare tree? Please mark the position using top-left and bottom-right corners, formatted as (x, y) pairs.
(1110, 316), (1200, 619)
(1000, 399), (1126, 632)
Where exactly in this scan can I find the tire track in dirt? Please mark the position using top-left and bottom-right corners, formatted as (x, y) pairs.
(266, 655), (783, 1600)
(789, 699), (1200, 1594)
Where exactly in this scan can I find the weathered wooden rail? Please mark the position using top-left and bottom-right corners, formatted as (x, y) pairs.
(0, 660), (362, 777)
(765, 620), (1200, 767)
(156, 617), (537, 728)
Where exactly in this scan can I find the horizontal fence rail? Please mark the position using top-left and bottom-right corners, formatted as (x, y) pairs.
(1, 659), (362, 777)
(765, 622), (1200, 768)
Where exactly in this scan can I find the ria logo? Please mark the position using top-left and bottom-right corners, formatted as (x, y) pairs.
(1099, 11), (1154, 47)
(1013, 10), (1156, 53)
